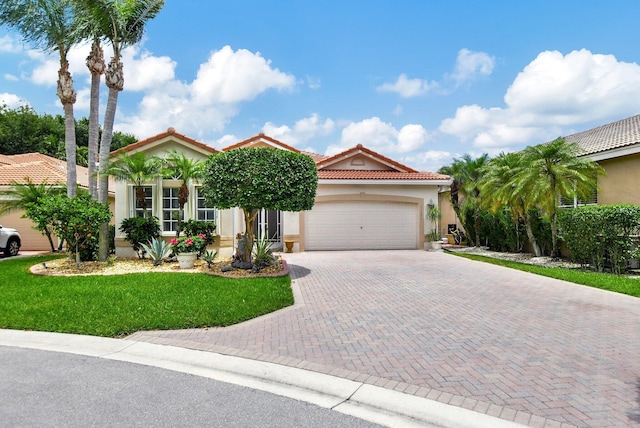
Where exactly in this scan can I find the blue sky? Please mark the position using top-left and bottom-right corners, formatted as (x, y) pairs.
(2, 1), (640, 172)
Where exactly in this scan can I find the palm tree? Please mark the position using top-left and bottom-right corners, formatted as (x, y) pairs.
(0, 178), (66, 251)
(512, 138), (604, 258)
(77, 0), (165, 260)
(163, 150), (205, 237)
(480, 152), (543, 256)
(0, 0), (80, 197)
(85, 36), (105, 198)
(439, 153), (489, 246)
(105, 151), (163, 214)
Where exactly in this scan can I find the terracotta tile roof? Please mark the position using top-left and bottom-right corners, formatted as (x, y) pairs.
(564, 114), (640, 155)
(111, 127), (219, 155)
(301, 151), (329, 162)
(317, 144), (419, 173)
(223, 133), (301, 152)
(318, 169), (450, 180)
(0, 153), (115, 191)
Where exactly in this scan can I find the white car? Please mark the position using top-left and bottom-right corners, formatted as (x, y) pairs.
(0, 225), (21, 257)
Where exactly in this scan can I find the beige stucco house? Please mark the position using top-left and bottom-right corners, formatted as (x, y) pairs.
(112, 128), (451, 257)
(565, 114), (640, 206)
(0, 153), (115, 251)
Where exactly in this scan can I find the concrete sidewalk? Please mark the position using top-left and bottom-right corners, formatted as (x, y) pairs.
(0, 329), (523, 428)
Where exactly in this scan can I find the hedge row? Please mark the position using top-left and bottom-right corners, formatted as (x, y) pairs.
(558, 205), (640, 274)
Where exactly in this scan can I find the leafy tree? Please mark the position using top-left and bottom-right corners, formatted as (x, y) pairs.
(0, 178), (66, 251)
(26, 193), (111, 265)
(163, 150), (205, 237)
(202, 148), (318, 262)
(513, 138), (604, 257)
(77, 0), (165, 261)
(0, 0), (81, 197)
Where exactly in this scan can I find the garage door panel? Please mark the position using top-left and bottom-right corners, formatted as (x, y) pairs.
(305, 201), (418, 250)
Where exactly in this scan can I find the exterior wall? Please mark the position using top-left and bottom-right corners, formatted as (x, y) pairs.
(438, 191), (464, 235)
(597, 154), (640, 205)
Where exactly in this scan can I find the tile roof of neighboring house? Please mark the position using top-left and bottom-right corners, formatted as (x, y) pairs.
(223, 133), (301, 152)
(564, 114), (640, 156)
(111, 127), (219, 155)
(317, 144), (419, 173)
(318, 170), (450, 180)
(0, 153), (115, 191)
(301, 151), (329, 162)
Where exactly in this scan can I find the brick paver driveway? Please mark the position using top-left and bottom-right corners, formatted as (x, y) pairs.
(128, 251), (640, 427)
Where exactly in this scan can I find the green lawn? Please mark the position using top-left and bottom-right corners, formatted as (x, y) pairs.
(449, 251), (640, 297)
(0, 255), (293, 337)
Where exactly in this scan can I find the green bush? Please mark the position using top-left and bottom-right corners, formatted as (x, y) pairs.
(558, 205), (640, 274)
(181, 219), (216, 245)
(119, 216), (161, 259)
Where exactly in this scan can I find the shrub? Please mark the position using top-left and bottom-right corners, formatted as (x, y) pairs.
(119, 216), (161, 259)
(558, 205), (640, 274)
(182, 219), (216, 246)
(170, 234), (207, 255)
(140, 237), (172, 266)
(253, 234), (275, 269)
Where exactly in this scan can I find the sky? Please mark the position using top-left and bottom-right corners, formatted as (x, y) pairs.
(1, 1), (640, 172)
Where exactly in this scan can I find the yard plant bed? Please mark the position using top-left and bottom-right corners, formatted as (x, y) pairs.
(0, 255), (293, 337)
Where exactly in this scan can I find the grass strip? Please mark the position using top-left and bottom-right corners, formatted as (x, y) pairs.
(0, 255), (293, 337)
(448, 251), (640, 298)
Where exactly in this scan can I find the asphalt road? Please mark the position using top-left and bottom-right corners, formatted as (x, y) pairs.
(0, 346), (381, 428)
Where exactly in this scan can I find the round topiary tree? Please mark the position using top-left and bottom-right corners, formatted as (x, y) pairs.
(202, 147), (318, 262)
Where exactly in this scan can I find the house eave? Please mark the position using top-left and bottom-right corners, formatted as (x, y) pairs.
(582, 143), (640, 162)
(318, 179), (452, 186)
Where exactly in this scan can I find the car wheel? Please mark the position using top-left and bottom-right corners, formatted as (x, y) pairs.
(5, 238), (20, 257)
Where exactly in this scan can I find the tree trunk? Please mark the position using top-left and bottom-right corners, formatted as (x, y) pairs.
(86, 39), (104, 200)
(57, 61), (77, 198)
(242, 208), (259, 263)
(176, 184), (189, 237)
(97, 91), (120, 260)
(524, 213), (542, 257)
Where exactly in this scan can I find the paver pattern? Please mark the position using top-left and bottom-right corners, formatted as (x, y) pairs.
(128, 251), (640, 427)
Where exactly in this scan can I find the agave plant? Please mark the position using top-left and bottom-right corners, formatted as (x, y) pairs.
(140, 237), (171, 266)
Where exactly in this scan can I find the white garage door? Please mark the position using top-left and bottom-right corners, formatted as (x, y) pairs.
(305, 201), (418, 250)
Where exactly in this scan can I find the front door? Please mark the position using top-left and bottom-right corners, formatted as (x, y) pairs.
(254, 209), (281, 245)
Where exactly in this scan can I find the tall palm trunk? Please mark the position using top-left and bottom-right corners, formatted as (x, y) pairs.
(524, 212), (542, 257)
(98, 57), (123, 261)
(86, 38), (104, 199)
(57, 60), (77, 198)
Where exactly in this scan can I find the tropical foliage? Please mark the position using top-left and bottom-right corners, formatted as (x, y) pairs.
(440, 138), (604, 259)
(119, 216), (161, 259)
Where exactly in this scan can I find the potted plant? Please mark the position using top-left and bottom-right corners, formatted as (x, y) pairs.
(170, 234), (207, 268)
(427, 205), (442, 250)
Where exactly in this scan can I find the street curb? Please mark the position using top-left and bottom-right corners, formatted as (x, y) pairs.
(0, 329), (525, 428)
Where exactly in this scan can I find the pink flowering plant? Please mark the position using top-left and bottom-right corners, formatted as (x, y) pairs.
(170, 233), (208, 255)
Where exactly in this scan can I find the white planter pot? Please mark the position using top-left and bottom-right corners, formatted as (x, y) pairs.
(176, 252), (197, 269)
(430, 241), (443, 250)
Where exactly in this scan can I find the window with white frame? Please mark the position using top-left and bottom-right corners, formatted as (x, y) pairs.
(559, 187), (598, 208)
(196, 188), (216, 223)
(133, 186), (153, 217)
(162, 187), (182, 232)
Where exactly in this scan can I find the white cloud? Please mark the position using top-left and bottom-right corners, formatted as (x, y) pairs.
(0, 93), (28, 108)
(0, 35), (21, 53)
(377, 73), (438, 98)
(191, 45), (296, 105)
(306, 75), (321, 89)
(440, 49), (640, 151)
(4, 74), (19, 82)
(401, 150), (452, 172)
(262, 113), (335, 146)
(326, 117), (431, 155)
(449, 48), (495, 86)
(119, 46), (176, 91)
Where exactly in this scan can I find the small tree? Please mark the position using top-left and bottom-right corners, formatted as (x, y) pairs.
(119, 216), (161, 259)
(202, 148), (318, 262)
(27, 193), (111, 266)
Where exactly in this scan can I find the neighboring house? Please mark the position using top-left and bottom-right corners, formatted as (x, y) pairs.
(564, 114), (640, 207)
(112, 128), (451, 257)
(0, 153), (115, 251)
